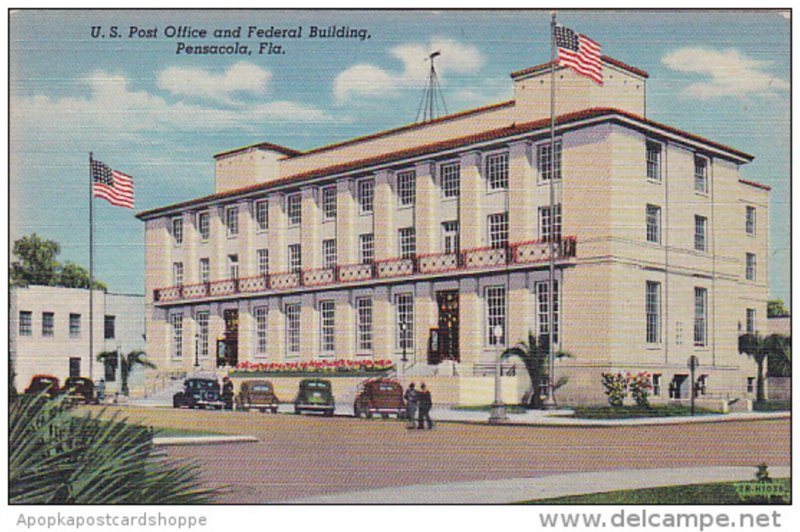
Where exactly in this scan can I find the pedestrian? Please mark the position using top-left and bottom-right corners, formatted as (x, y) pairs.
(417, 382), (433, 429)
(222, 376), (234, 410)
(404, 382), (418, 428)
(95, 378), (106, 403)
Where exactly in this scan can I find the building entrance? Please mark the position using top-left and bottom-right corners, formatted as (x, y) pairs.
(669, 374), (690, 399)
(428, 290), (459, 364)
(217, 309), (239, 367)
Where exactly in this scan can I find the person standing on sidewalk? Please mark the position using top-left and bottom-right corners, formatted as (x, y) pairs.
(417, 383), (433, 429)
(404, 382), (418, 428)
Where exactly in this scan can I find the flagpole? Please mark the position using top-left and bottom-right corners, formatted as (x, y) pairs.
(89, 152), (94, 381)
(544, 11), (558, 408)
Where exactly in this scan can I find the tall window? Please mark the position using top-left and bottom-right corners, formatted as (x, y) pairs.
(397, 170), (416, 207)
(171, 313), (183, 358)
(356, 297), (373, 352)
(440, 162), (460, 198)
(694, 155), (708, 193)
(746, 308), (756, 334)
(486, 286), (507, 346)
(42, 312), (54, 337)
(358, 178), (374, 214)
(694, 287), (707, 346)
(319, 300), (335, 354)
(395, 293), (414, 351)
(746, 253), (756, 281)
(536, 281), (560, 344)
(285, 303), (301, 356)
(323, 239), (337, 269)
(646, 281), (661, 344)
(253, 306), (268, 357)
(69, 313), (81, 338)
(488, 212), (509, 249)
(173, 262), (184, 286)
(398, 227), (416, 259)
(196, 311), (209, 359)
(172, 217), (183, 244)
(257, 249), (269, 277)
(104, 315), (115, 339)
(226, 206), (239, 237)
(197, 211), (210, 241)
(486, 152), (509, 190)
(646, 141), (661, 181)
(652, 374), (662, 397)
(322, 186), (337, 220)
(539, 204), (562, 242)
(288, 244), (302, 273)
(746, 206), (756, 235)
(228, 254), (239, 279)
(287, 193), (302, 226)
(646, 204), (662, 244)
(360, 233), (374, 264)
(199, 258), (210, 283)
(538, 140), (562, 182)
(442, 221), (460, 254)
(694, 215), (707, 251)
(19, 311), (32, 336)
(255, 199), (269, 231)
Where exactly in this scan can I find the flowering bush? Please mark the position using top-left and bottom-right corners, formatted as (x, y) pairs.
(629, 371), (653, 408)
(600, 372), (630, 407)
(231, 359), (394, 375)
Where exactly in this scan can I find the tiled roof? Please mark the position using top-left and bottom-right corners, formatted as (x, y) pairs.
(739, 178), (771, 191)
(510, 56), (649, 80)
(213, 142), (301, 160)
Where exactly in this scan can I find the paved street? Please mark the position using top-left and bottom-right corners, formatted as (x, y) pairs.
(101, 406), (790, 503)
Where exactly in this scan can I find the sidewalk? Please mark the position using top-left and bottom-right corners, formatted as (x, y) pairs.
(288, 465), (792, 504)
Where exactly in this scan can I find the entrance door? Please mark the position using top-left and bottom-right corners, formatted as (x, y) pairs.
(218, 309), (239, 367)
(69, 357), (81, 378)
(436, 290), (459, 363)
(670, 374), (689, 399)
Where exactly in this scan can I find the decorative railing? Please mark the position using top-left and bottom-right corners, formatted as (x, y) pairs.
(153, 236), (576, 303)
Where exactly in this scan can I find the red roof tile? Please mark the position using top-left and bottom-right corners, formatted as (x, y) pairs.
(739, 178), (771, 191)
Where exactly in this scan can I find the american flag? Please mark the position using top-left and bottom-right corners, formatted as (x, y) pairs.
(92, 159), (134, 209)
(555, 25), (603, 85)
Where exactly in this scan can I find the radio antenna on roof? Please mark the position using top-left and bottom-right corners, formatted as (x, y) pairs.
(415, 50), (448, 123)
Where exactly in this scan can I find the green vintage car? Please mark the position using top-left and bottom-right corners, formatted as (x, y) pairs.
(294, 378), (335, 416)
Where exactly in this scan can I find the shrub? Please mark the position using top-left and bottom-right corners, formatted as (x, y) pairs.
(600, 372), (629, 407)
(629, 371), (653, 408)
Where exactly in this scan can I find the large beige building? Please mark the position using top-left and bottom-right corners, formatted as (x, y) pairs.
(137, 56), (770, 405)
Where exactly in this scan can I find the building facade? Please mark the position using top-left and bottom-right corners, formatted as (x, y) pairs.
(138, 57), (769, 404)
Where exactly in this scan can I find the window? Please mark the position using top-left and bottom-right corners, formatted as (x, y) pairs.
(257, 249), (269, 277)
(395, 293), (414, 351)
(440, 162), (460, 198)
(287, 193), (301, 226)
(652, 374), (662, 397)
(253, 306), (268, 357)
(646, 281), (661, 344)
(746, 206), (756, 235)
(538, 140), (562, 182)
(539, 204), (562, 242)
(646, 141), (661, 181)
(697, 375), (708, 396)
(746, 308), (756, 334)
(747, 377), (755, 394)
(442, 221), (460, 254)
(486, 152), (509, 190)
(360, 234), (374, 264)
(746, 253), (756, 281)
(322, 186), (337, 220)
(357, 178), (374, 214)
(535, 281), (560, 345)
(694, 287), (707, 346)
(172, 217), (183, 244)
(171, 313), (183, 358)
(285, 303), (301, 356)
(197, 211), (210, 241)
(196, 311), (209, 359)
(319, 300), (335, 354)
(488, 212), (509, 249)
(226, 206), (239, 237)
(397, 170), (416, 207)
(199, 258), (210, 284)
(173, 262), (184, 286)
(694, 215), (707, 251)
(255, 200), (269, 231)
(104, 315), (115, 339)
(356, 297), (373, 352)
(398, 227), (416, 259)
(69, 313), (81, 338)
(228, 254), (239, 279)
(646, 205), (661, 244)
(19, 311), (32, 336)
(288, 244), (301, 273)
(42, 312), (54, 337)
(486, 286), (507, 346)
(323, 239), (337, 269)
(694, 155), (708, 193)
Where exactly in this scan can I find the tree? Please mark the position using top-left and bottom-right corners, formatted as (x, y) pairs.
(738, 333), (775, 402)
(97, 350), (156, 396)
(766, 334), (791, 378)
(501, 331), (571, 409)
(11, 233), (60, 287)
(767, 300), (790, 318)
(57, 261), (106, 290)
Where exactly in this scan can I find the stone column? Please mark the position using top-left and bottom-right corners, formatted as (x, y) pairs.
(507, 272), (529, 348)
(239, 200), (255, 278)
(211, 206), (226, 280)
(268, 193), (287, 273)
(335, 292), (354, 358)
(460, 151), (483, 250)
(238, 300), (253, 364)
(184, 211), (198, 283)
(301, 186), (321, 270)
(373, 286), (392, 359)
(415, 161), (437, 255)
(414, 282), (436, 367)
(459, 277), (482, 366)
(374, 170), (395, 261)
(267, 297), (284, 362)
(300, 293), (316, 361)
(509, 141), (535, 243)
(336, 178), (357, 265)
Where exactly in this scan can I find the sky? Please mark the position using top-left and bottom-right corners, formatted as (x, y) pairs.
(8, 9), (791, 305)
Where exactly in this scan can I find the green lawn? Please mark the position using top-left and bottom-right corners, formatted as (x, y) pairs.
(753, 400), (791, 412)
(450, 404), (530, 414)
(525, 479), (791, 504)
(564, 404), (719, 419)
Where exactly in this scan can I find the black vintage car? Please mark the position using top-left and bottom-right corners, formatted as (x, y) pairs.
(24, 375), (61, 399)
(62, 377), (99, 405)
(294, 378), (335, 416)
(173, 378), (225, 409)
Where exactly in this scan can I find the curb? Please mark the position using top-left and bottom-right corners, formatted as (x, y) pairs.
(153, 435), (258, 446)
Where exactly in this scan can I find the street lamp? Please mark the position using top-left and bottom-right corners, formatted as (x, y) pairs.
(489, 324), (508, 424)
(194, 333), (200, 368)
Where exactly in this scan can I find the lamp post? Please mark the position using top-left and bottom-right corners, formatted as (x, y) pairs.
(400, 321), (408, 373)
(194, 333), (200, 368)
(489, 324), (508, 423)
(688, 355), (699, 416)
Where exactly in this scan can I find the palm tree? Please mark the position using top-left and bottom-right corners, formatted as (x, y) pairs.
(501, 331), (571, 408)
(738, 333), (773, 402)
(97, 349), (156, 396)
(766, 333), (791, 378)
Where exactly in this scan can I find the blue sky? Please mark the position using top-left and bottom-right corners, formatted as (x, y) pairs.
(9, 9), (790, 305)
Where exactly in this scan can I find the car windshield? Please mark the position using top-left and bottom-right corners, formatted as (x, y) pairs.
(36, 378), (57, 385)
(189, 380), (217, 389)
(306, 382), (329, 389)
(379, 384), (398, 392)
(251, 385), (272, 392)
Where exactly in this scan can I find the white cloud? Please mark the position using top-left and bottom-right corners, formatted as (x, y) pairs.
(334, 37), (485, 103)
(156, 62), (271, 103)
(662, 47), (789, 100)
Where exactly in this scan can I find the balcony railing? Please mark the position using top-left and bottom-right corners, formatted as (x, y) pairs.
(153, 236), (576, 303)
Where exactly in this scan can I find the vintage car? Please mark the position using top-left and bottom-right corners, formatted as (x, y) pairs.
(353, 378), (406, 419)
(173, 378), (225, 409)
(62, 377), (100, 405)
(294, 378), (335, 416)
(24, 375), (61, 398)
(236, 380), (280, 413)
